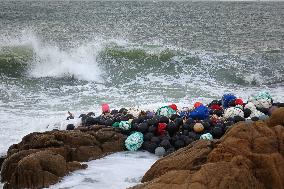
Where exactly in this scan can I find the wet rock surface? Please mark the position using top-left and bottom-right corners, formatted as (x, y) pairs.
(1, 126), (126, 189)
(131, 108), (284, 189)
(0, 156), (6, 172)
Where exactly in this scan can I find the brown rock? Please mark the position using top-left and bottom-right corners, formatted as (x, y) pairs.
(101, 133), (127, 153)
(1, 149), (40, 183)
(76, 125), (104, 132)
(5, 150), (67, 189)
(134, 109), (284, 189)
(273, 125), (284, 156)
(53, 131), (100, 147)
(1, 126), (126, 189)
(94, 128), (116, 143)
(47, 146), (71, 161)
(67, 161), (88, 172)
(71, 146), (103, 162)
(0, 155), (6, 170)
(267, 107), (284, 127)
(142, 140), (214, 182)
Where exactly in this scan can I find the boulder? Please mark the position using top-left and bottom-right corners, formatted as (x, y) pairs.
(0, 155), (6, 169)
(267, 107), (284, 127)
(131, 108), (284, 189)
(6, 150), (68, 189)
(141, 140), (214, 183)
(1, 126), (126, 189)
(1, 149), (40, 183)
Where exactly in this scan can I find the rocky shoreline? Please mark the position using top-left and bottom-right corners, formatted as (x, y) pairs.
(0, 104), (283, 189)
(0, 126), (126, 189)
(131, 107), (284, 189)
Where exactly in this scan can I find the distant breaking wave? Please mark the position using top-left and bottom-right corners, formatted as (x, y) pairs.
(0, 32), (283, 87)
(0, 32), (109, 82)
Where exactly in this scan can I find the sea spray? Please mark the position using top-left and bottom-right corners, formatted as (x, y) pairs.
(29, 42), (104, 82)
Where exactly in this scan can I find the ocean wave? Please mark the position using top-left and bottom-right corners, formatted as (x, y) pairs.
(0, 32), (283, 87)
(0, 32), (107, 82)
(0, 45), (33, 77)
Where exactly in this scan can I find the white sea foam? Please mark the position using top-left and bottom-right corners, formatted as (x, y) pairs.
(0, 31), (129, 82)
(0, 112), (51, 156)
(29, 43), (104, 82)
(48, 151), (158, 189)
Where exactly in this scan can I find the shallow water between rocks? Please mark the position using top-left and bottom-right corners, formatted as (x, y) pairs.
(46, 151), (158, 189)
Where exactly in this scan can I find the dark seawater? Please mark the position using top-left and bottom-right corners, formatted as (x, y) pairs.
(0, 1), (284, 154)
